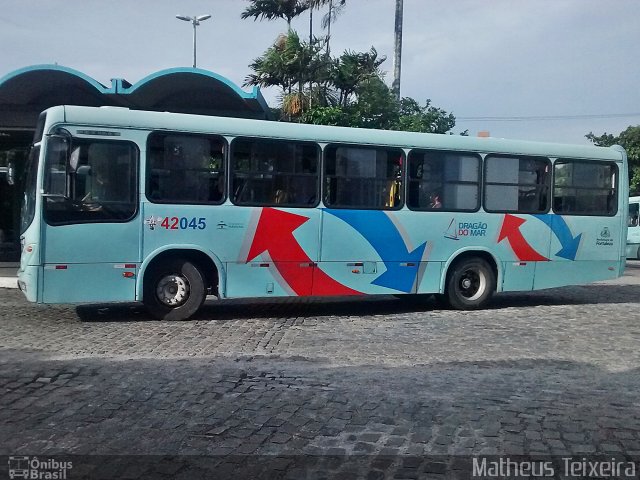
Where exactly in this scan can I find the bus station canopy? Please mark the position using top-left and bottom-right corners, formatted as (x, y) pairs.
(0, 64), (272, 146)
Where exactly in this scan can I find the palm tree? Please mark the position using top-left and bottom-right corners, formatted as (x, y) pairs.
(306, 0), (346, 56)
(241, 0), (309, 30)
(321, 0), (347, 56)
(245, 31), (328, 117)
(332, 48), (385, 107)
(392, 0), (403, 100)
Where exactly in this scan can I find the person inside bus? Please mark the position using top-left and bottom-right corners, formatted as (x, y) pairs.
(81, 149), (112, 204)
(429, 192), (442, 209)
(210, 173), (225, 202)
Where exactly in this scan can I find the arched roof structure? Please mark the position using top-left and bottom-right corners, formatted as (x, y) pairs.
(117, 67), (269, 116)
(0, 64), (272, 145)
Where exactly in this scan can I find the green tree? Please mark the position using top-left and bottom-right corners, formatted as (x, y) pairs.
(245, 35), (294, 95)
(303, 1), (347, 56)
(302, 76), (458, 134)
(332, 48), (385, 107)
(244, 26), (457, 133)
(320, 0), (347, 56)
(245, 31), (328, 117)
(348, 76), (398, 129)
(394, 98), (456, 134)
(241, 0), (308, 30)
(300, 105), (349, 126)
(587, 125), (640, 194)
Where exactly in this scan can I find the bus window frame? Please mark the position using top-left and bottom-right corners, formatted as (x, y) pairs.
(322, 142), (405, 211)
(551, 158), (619, 217)
(628, 201), (639, 227)
(406, 148), (482, 213)
(482, 153), (552, 215)
(229, 136), (321, 209)
(145, 131), (228, 206)
(42, 137), (140, 227)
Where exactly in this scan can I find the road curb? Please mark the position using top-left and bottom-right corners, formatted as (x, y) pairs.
(0, 277), (17, 289)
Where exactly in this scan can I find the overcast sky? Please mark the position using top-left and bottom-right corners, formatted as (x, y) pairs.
(1, 0), (639, 144)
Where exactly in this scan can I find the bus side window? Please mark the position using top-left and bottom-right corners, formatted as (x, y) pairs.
(407, 149), (480, 212)
(553, 160), (618, 216)
(230, 138), (319, 208)
(629, 203), (639, 227)
(146, 132), (226, 205)
(484, 155), (550, 214)
(324, 145), (404, 210)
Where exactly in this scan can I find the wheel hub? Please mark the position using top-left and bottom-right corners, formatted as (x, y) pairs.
(459, 269), (484, 300)
(156, 274), (190, 307)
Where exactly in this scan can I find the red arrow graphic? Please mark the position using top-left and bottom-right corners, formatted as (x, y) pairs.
(247, 208), (361, 296)
(498, 214), (548, 262)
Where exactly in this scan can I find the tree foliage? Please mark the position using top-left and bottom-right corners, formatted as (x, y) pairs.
(302, 77), (456, 134)
(587, 126), (640, 194)
(316, 0), (347, 55)
(332, 48), (385, 108)
(245, 31), (326, 95)
(241, 2), (458, 134)
(395, 98), (456, 134)
(241, 0), (308, 29)
(245, 31), (329, 118)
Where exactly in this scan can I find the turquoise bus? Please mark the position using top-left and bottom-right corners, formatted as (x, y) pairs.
(626, 196), (640, 259)
(18, 106), (628, 320)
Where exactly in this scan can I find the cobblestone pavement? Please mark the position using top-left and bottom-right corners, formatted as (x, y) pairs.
(1, 265), (640, 478)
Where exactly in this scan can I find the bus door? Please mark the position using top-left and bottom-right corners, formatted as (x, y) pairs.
(40, 133), (141, 303)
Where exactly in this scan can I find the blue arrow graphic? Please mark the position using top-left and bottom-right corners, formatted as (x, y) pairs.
(533, 214), (582, 260)
(325, 209), (427, 292)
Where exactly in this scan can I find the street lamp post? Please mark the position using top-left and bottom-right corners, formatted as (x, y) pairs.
(176, 14), (211, 68)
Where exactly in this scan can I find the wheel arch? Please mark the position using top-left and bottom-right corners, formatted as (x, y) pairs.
(440, 248), (502, 293)
(136, 245), (225, 301)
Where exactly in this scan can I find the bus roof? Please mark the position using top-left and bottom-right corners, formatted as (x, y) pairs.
(48, 105), (624, 162)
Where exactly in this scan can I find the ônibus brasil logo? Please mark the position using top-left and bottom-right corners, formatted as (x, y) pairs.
(8, 456), (72, 479)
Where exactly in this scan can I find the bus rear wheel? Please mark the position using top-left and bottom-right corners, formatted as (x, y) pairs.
(143, 258), (205, 321)
(445, 257), (495, 310)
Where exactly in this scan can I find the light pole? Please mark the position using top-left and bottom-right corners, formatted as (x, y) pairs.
(176, 14), (211, 68)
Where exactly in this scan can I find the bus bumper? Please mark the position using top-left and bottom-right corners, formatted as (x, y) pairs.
(17, 265), (38, 303)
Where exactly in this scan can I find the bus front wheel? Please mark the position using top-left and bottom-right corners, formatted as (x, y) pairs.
(143, 258), (205, 321)
(445, 257), (495, 310)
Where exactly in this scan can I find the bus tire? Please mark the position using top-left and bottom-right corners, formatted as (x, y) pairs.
(143, 258), (205, 321)
(445, 257), (495, 310)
